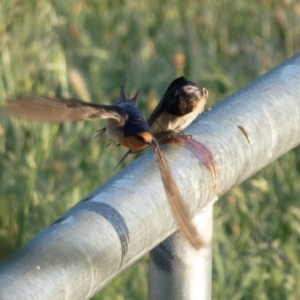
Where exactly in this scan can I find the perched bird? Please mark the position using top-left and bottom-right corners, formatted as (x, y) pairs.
(119, 76), (209, 164)
(148, 76), (208, 133)
(4, 82), (202, 249)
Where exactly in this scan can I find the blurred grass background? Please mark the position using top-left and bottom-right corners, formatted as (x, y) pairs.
(0, 0), (300, 299)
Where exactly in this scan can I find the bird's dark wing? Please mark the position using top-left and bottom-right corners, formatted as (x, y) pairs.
(5, 96), (127, 124)
(150, 138), (202, 249)
(118, 80), (139, 107)
(147, 76), (194, 128)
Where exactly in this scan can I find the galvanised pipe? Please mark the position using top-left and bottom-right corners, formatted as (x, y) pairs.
(0, 54), (299, 299)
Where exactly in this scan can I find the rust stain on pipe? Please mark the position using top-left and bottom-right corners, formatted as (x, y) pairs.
(184, 138), (217, 187)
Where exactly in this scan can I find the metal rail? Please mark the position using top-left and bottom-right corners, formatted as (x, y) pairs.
(149, 206), (213, 300)
(0, 53), (300, 300)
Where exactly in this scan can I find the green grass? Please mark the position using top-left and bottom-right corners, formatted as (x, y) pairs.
(0, 0), (300, 299)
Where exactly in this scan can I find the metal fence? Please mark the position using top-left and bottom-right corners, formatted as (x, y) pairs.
(0, 53), (300, 300)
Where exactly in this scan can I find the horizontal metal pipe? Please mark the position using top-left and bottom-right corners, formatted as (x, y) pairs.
(0, 54), (300, 299)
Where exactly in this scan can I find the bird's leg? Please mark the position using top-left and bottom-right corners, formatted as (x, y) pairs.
(106, 139), (116, 147)
(95, 127), (107, 139)
(150, 138), (202, 249)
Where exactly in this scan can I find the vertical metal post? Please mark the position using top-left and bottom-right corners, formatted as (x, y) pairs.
(149, 205), (213, 300)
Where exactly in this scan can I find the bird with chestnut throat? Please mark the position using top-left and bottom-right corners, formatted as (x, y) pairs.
(4, 82), (203, 249)
(117, 76), (209, 165)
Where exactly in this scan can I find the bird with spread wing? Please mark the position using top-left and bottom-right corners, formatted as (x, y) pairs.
(4, 81), (203, 249)
(116, 76), (209, 165)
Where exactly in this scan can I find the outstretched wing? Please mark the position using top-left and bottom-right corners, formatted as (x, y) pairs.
(150, 138), (202, 249)
(5, 96), (127, 124)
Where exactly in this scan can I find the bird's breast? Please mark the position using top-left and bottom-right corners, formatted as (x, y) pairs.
(151, 108), (203, 132)
(117, 131), (149, 150)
